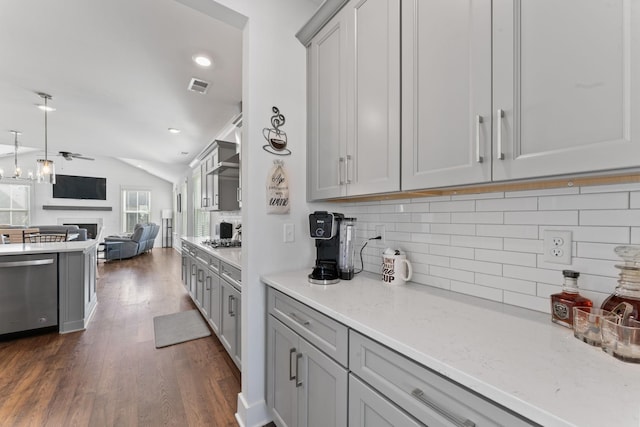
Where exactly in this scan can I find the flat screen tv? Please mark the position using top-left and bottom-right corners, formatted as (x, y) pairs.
(53, 175), (107, 200)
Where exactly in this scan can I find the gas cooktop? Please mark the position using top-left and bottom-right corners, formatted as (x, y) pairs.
(201, 239), (242, 248)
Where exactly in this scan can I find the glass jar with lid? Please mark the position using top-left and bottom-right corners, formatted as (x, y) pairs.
(601, 246), (640, 321)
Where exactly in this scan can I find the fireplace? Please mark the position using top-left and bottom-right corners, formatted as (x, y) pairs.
(64, 223), (98, 239)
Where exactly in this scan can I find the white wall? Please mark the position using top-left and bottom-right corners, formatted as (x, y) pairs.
(174, 1), (319, 426)
(341, 182), (640, 314)
(0, 152), (173, 241)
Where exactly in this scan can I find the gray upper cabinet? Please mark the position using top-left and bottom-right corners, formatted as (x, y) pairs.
(307, 0), (400, 200)
(402, 0), (492, 190)
(404, 0), (640, 190)
(492, 0), (640, 181)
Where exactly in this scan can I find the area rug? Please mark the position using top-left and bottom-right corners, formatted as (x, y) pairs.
(153, 310), (211, 348)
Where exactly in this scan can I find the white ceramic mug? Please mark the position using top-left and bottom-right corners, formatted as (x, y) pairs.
(382, 248), (413, 285)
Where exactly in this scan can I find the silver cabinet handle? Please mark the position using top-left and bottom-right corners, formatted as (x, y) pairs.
(475, 115), (484, 163)
(202, 197), (209, 207)
(205, 276), (211, 290)
(214, 194), (219, 206)
(0, 259), (54, 268)
(236, 187), (242, 202)
(289, 348), (297, 381)
(295, 353), (303, 388)
(228, 295), (236, 317)
(191, 264), (197, 275)
(411, 389), (475, 427)
(289, 312), (310, 327)
(346, 154), (353, 184)
(338, 157), (346, 185)
(198, 269), (204, 282)
(222, 272), (241, 290)
(496, 109), (505, 160)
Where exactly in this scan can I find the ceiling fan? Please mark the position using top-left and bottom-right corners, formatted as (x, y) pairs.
(58, 151), (95, 161)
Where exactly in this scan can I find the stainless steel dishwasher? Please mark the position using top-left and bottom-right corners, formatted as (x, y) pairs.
(0, 253), (58, 335)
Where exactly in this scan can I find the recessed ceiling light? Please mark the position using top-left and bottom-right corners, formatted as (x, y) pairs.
(37, 105), (56, 112)
(193, 54), (212, 67)
(168, 128), (181, 134)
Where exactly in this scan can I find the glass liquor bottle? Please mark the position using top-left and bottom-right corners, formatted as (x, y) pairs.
(551, 270), (593, 328)
(601, 246), (640, 321)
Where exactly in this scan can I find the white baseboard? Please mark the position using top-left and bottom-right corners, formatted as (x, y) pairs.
(236, 392), (271, 427)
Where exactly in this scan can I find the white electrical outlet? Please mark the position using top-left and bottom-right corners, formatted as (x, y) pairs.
(375, 224), (386, 243)
(283, 223), (295, 243)
(543, 230), (572, 265)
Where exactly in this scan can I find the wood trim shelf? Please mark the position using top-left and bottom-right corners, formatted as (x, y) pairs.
(43, 205), (112, 211)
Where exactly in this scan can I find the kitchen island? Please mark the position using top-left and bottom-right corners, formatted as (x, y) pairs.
(0, 240), (98, 334)
(262, 270), (640, 427)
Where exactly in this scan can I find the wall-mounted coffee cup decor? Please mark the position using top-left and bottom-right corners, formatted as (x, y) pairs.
(262, 106), (291, 156)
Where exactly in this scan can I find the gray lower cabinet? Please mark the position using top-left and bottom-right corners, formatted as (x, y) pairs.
(349, 374), (422, 427)
(350, 330), (536, 427)
(207, 268), (221, 334)
(59, 244), (98, 333)
(267, 316), (348, 427)
(220, 277), (241, 369)
(267, 287), (348, 427)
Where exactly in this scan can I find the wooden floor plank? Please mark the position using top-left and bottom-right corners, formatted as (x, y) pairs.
(0, 248), (241, 426)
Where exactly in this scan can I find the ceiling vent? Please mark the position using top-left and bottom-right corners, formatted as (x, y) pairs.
(188, 78), (210, 94)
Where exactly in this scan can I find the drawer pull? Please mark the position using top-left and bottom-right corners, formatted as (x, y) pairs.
(289, 312), (311, 327)
(475, 115), (483, 163)
(295, 353), (303, 387)
(496, 109), (505, 160)
(289, 348), (297, 381)
(411, 389), (475, 427)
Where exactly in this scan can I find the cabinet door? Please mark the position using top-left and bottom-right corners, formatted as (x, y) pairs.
(267, 317), (300, 427)
(402, 0), (492, 190)
(208, 273), (221, 334)
(181, 254), (188, 286)
(308, 8), (348, 200)
(298, 338), (348, 427)
(203, 271), (212, 317)
(349, 375), (422, 427)
(493, 0), (640, 180)
(345, 0), (400, 195)
(220, 279), (241, 368)
(188, 256), (197, 297)
(195, 262), (205, 308)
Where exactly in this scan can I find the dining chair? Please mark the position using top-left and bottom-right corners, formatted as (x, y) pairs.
(23, 230), (69, 243)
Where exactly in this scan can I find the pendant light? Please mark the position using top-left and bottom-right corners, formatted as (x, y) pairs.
(36, 92), (55, 184)
(0, 131), (34, 181)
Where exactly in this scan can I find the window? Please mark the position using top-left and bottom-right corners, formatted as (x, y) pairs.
(0, 183), (30, 225)
(122, 189), (151, 233)
(193, 171), (209, 237)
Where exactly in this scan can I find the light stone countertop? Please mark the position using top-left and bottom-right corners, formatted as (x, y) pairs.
(0, 240), (98, 255)
(181, 236), (241, 269)
(262, 269), (640, 427)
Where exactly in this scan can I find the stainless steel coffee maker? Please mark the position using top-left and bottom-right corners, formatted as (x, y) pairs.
(308, 211), (357, 284)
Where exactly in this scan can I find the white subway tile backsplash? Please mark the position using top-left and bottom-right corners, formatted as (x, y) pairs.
(430, 223), (476, 236)
(450, 258), (502, 276)
(576, 242), (621, 261)
(475, 273), (536, 295)
(343, 182), (640, 315)
(429, 200), (475, 212)
(580, 210), (640, 226)
(451, 235), (503, 250)
(430, 265), (474, 283)
(451, 212), (504, 224)
(477, 224), (538, 239)
(475, 249), (537, 267)
(430, 244), (474, 259)
(476, 197), (537, 212)
(451, 280), (503, 302)
(540, 225), (630, 244)
(539, 193), (628, 211)
(503, 265), (560, 285)
(503, 238), (544, 253)
(411, 213), (451, 223)
(505, 210), (578, 225)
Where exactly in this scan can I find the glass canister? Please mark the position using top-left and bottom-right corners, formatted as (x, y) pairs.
(338, 217), (357, 280)
(601, 246), (640, 321)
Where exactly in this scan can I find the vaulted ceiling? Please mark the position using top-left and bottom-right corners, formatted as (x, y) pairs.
(0, 0), (243, 182)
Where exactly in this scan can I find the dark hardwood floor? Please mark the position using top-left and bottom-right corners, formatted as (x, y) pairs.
(0, 248), (241, 427)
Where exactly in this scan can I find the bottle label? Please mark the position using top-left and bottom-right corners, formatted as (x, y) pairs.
(553, 302), (570, 320)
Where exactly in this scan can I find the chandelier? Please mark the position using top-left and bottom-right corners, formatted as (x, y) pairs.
(36, 92), (56, 184)
(0, 131), (34, 182)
